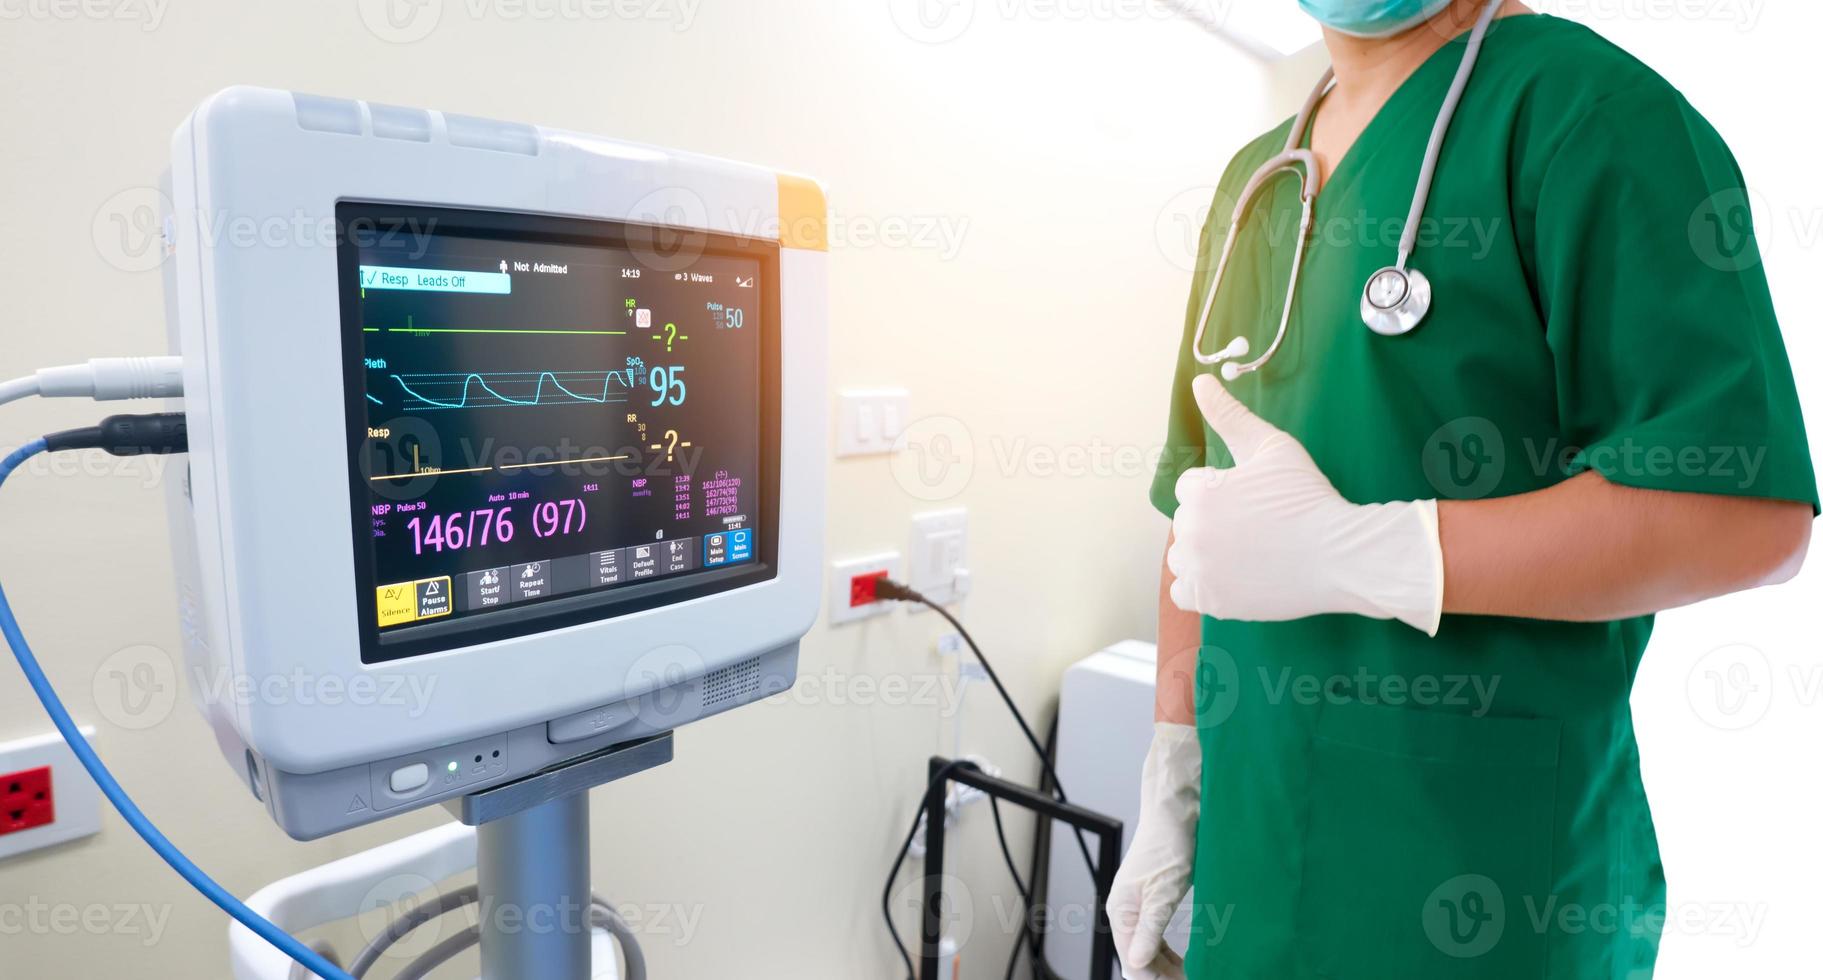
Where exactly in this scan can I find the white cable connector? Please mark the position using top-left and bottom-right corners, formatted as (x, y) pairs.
(33, 357), (184, 401)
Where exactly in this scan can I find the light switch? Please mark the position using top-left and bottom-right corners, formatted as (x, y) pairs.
(836, 389), (912, 457)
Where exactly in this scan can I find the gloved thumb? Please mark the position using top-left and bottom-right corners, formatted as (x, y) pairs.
(1191, 372), (1281, 465)
(1125, 915), (1170, 980)
(1123, 925), (1186, 980)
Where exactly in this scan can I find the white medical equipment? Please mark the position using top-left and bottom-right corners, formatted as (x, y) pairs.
(162, 86), (827, 838)
(145, 85), (829, 977)
(1192, 0), (1501, 379)
(1045, 641), (1189, 977)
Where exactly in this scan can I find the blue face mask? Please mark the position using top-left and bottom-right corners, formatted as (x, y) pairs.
(1297, 0), (1454, 38)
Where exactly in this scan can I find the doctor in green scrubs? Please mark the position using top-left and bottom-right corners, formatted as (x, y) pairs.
(1108, 2), (1818, 979)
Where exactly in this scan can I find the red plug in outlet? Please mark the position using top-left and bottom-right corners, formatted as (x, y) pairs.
(1, 766), (54, 836)
(849, 570), (890, 608)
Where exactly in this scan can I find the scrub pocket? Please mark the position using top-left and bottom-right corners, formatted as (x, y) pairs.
(1295, 698), (1561, 980)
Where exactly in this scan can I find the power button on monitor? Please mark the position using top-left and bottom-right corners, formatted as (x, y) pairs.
(388, 762), (430, 794)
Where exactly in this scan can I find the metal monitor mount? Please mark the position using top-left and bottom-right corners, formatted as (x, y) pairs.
(445, 731), (674, 980)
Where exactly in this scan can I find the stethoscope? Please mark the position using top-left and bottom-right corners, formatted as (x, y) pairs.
(1193, 0), (1502, 380)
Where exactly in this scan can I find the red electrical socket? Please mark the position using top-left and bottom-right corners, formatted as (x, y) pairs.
(849, 569), (890, 608)
(1, 766), (54, 836)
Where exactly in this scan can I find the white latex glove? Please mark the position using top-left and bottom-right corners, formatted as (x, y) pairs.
(1109, 722), (1200, 980)
(1168, 374), (1444, 635)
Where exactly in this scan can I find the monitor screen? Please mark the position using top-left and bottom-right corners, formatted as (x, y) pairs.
(336, 204), (780, 664)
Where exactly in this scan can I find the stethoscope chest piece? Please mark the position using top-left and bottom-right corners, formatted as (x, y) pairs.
(1361, 265), (1430, 336)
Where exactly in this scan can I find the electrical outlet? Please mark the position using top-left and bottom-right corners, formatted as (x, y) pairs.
(0, 767), (54, 834)
(828, 553), (902, 625)
(909, 509), (969, 604)
(849, 569), (889, 607)
(0, 728), (101, 862)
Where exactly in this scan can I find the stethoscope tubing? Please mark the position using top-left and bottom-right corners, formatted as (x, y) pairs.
(1191, 0), (1502, 371)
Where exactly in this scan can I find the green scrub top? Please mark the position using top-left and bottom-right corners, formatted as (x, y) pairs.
(1151, 14), (1816, 980)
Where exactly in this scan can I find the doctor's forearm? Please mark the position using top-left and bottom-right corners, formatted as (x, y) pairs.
(1158, 531), (1201, 724)
(1436, 471), (1813, 621)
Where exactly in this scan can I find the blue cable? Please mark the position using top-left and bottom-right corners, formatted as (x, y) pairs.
(0, 438), (356, 980)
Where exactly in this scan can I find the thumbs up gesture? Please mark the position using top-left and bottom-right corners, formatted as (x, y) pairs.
(1166, 374), (1444, 635)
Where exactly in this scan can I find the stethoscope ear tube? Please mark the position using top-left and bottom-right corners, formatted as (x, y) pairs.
(1188, 0), (1502, 374)
(1191, 151), (1320, 374)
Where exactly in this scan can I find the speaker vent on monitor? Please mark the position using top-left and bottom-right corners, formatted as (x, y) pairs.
(702, 658), (762, 708)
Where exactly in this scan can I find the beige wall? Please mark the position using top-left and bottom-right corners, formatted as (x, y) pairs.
(11, 3), (1818, 977)
(0, 3), (1278, 976)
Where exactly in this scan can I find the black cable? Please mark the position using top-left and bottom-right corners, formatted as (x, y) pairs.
(988, 798), (1028, 899)
(876, 578), (1096, 980)
(883, 758), (983, 980)
(989, 796), (1045, 980)
(1022, 713), (1069, 980)
(876, 578), (1099, 878)
(1007, 712), (1065, 980)
(44, 412), (187, 456)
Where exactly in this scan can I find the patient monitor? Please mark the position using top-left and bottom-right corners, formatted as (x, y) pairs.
(160, 87), (827, 840)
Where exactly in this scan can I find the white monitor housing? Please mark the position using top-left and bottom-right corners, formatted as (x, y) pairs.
(160, 87), (827, 839)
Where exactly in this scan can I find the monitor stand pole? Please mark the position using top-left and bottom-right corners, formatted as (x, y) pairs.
(446, 732), (673, 980)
